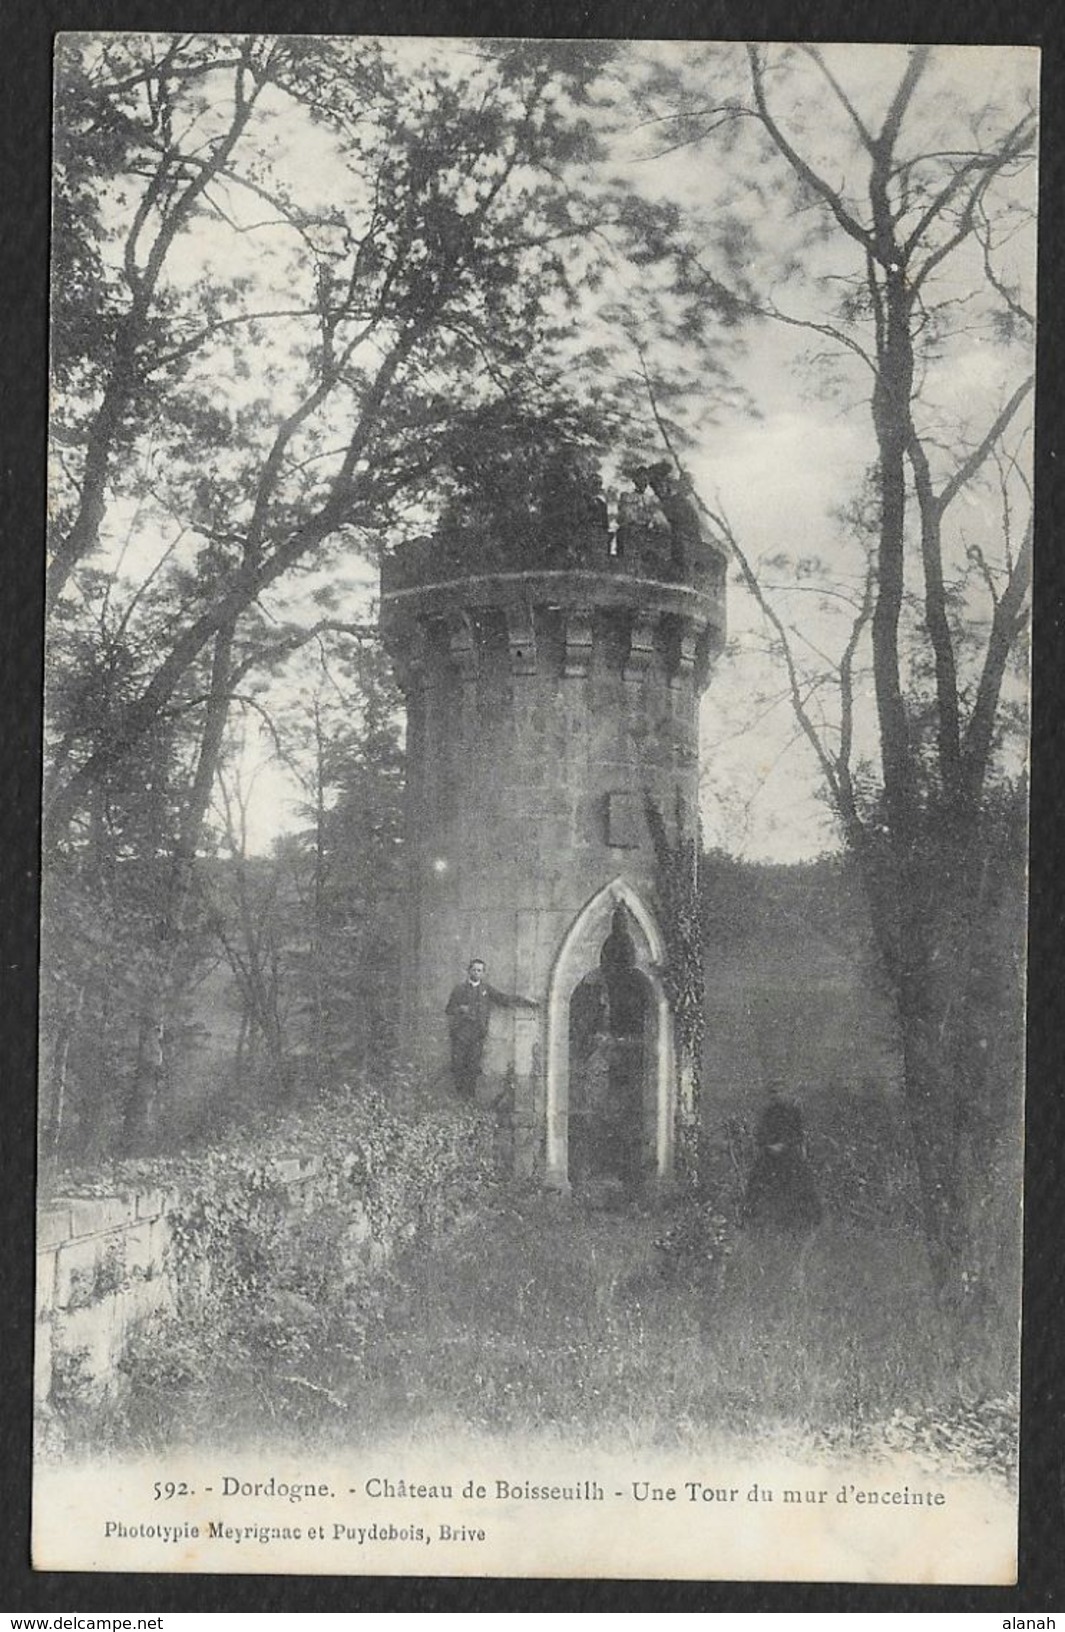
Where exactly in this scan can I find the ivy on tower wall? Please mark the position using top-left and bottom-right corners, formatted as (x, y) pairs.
(646, 794), (705, 1188)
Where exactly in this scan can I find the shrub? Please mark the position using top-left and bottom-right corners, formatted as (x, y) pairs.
(652, 1199), (734, 1286)
(80, 1071), (500, 1451)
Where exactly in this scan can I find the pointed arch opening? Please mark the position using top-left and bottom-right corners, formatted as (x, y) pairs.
(544, 878), (675, 1191)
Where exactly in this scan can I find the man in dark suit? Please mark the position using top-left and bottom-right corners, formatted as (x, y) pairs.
(445, 958), (539, 1100)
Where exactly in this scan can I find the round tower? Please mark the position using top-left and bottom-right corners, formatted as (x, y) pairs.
(380, 465), (726, 1190)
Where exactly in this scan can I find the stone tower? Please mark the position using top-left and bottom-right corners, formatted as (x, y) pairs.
(380, 461), (726, 1190)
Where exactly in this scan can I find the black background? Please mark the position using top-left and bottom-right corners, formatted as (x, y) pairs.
(3, 0), (1062, 1612)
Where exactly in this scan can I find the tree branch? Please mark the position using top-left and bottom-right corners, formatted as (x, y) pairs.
(906, 430), (963, 794)
(798, 45), (877, 152)
(903, 112), (1034, 269)
(747, 45), (874, 254)
(961, 511), (1032, 809)
(935, 374), (1034, 516)
(48, 49), (272, 611)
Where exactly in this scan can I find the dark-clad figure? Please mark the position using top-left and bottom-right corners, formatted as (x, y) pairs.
(445, 958), (539, 1101)
(541, 448), (609, 561)
(642, 460), (701, 578)
(743, 1088), (823, 1235)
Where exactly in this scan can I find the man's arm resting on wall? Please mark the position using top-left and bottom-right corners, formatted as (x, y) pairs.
(486, 985), (540, 1011)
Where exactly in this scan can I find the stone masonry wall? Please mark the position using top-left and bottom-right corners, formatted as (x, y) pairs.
(404, 619), (699, 1066)
(381, 505), (726, 1187)
(35, 1156), (374, 1411)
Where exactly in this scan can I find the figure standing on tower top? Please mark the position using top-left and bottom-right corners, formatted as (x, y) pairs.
(641, 460), (702, 578)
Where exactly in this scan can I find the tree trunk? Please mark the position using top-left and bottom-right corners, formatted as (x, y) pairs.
(886, 812), (1022, 1304)
(897, 960), (966, 1295)
(121, 620), (238, 1149)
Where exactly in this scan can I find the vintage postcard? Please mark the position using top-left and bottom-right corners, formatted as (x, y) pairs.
(34, 34), (1035, 1582)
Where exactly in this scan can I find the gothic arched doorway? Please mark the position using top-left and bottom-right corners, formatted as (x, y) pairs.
(567, 909), (653, 1188)
(545, 878), (674, 1191)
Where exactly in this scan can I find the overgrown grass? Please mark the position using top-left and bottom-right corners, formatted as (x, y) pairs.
(61, 1173), (1017, 1484)
(336, 1192), (1016, 1475)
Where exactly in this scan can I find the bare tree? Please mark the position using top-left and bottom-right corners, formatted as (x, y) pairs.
(645, 43), (1035, 1296)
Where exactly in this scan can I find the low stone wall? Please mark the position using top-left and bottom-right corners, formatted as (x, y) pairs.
(35, 1155), (370, 1410)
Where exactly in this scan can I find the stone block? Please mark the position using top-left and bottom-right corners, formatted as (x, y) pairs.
(35, 1248), (57, 1321)
(273, 1157), (301, 1184)
(55, 1230), (124, 1309)
(123, 1221), (154, 1277)
(146, 1214), (172, 1269)
(112, 1275), (165, 1335)
(53, 1300), (120, 1393)
(33, 1317), (53, 1406)
(38, 1207), (73, 1249)
(535, 907), (568, 941)
(65, 1195), (135, 1238)
(135, 1187), (167, 1222)
(108, 1286), (137, 1347)
(113, 1279), (172, 1347)
(550, 869), (583, 908)
(149, 1273), (176, 1317)
(511, 1074), (537, 1119)
(512, 1121), (541, 1179)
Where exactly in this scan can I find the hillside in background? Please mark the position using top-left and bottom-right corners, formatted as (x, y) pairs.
(701, 854), (900, 1119)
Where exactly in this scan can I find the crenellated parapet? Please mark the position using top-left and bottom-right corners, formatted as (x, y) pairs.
(381, 521), (726, 696)
(382, 574), (724, 695)
(381, 514), (728, 597)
